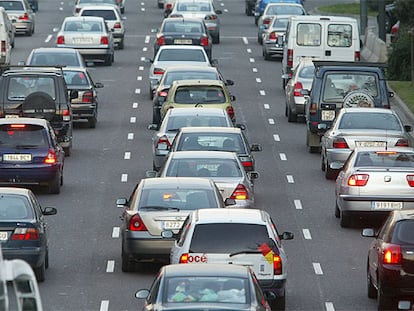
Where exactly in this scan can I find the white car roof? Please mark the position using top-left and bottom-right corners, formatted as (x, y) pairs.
(192, 208), (267, 224)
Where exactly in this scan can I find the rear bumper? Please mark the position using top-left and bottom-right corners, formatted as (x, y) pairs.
(379, 268), (414, 299)
(259, 278), (286, 298)
(0, 165), (60, 185)
(2, 246), (45, 267)
(71, 104), (96, 119)
(123, 231), (175, 259)
(338, 195), (414, 212)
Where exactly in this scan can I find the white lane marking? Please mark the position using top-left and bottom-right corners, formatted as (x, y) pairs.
(130, 117), (136, 123)
(264, 104), (269, 109)
(325, 302), (335, 311)
(246, 48), (251, 53)
(112, 227), (120, 238)
(143, 47), (148, 52)
(273, 134), (280, 141)
(252, 68), (258, 73)
(249, 58), (255, 63)
(106, 260), (115, 273)
(59, 7), (63, 10)
(220, 2), (224, 6)
(260, 90), (266, 96)
(100, 301), (109, 311)
(135, 88), (141, 94)
(140, 56), (145, 61)
(121, 174), (128, 182)
(302, 229), (312, 240)
(128, 133), (134, 140)
(45, 34), (53, 43)
(224, 8), (228, 12)
(286, 175), (294, 183)
(138, 66), (144, 71)
(141, 7), (145, 11)
(133, 102), (138, 108)
(124, 152), (131, 160)
(242, 37), (248, 44)
(268, 118), (274, 124)
(279, 153), (287, 161)
(137, 76), (142, 81)
(313, 263), (323, 275)
(294, 199), (302, 209)
(256, 78), (262, 83)
(60, 1), (64, 4)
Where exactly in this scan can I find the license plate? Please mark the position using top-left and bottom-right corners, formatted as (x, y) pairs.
(321, 110), (335, 121)
(0, 231), (8, 241)
(372, 201), (403, 210)
(174, 39), (192, 44)
(3, 154), (32, 162)
(5, 115), (19, 118)
(73, 38), (93, 44)
(355, 141), (386, 148)
(163, 221), (183, 230)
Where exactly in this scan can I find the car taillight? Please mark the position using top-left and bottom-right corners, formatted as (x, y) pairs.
(406, 175), (414, 187)
(44, 149), (57, 164)
(263, 17), (272, 25)
(179, 253), (189, 263)
(129, 214), (148, 231)
(75, 7), (81, 13)
(273, 254), (282, 275)
(287, 49), (293, 68)
(382, 243), (402, 264)
(11, 228), (39, 240)
(157, 36), (165, 46)
(354, 51), (360, 61)
(200, 36), (209, 46)
(205, 14), (217, 20)
(309, 103), (317, 115)
(395, 139), (409, 147)
(153, 67), (164, 75)
(101, 36), (109, 45)
(1, 41), (5, 54)
(242, 160), (253, 168)
(269, 31), (277, 40)
(156, 135), (170, 150)
(18, 13), (29, 20)
(230, 184), (248, 200)
(293, 82), (304, 97)
(333, 137), (349, 149)
(166, 3), (172, 9)
(82, 91), (93, 103)
(347, 174), (369, 187)
(226, 106), (234, 120)
(57, 36), (65, 44)
(159, 90), (168, 97)
(62, 109), (71, 121)
(113, 22), (121, 29)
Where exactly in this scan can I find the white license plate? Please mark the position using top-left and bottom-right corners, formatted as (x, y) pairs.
(174, 39), (192, 44)
(372, 201), (403, 210)
(3, 154), (32, 162)
(73, 38), (93, 44)
(163, 221), (183, 230)
(321, 110), (335, 121)
(0, 231), (8, 241)
(355, 141), (386, 148)
(5, 115), (19, 118)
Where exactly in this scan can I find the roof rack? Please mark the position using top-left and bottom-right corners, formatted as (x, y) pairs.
(312, 61), (387, 68)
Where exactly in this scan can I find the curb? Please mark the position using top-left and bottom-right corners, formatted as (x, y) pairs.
(388, 84), (414, 126)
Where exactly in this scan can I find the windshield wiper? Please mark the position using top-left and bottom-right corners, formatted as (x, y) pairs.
(139, 206), (180, 211)
(14, 144), (39, 149)
(167, 128), (179, 132)
(229, 249), (261, 257)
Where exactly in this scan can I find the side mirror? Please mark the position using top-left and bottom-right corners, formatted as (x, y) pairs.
(301, 89), (310, 96)
(404, 125), (412, 132)
(146, 170), (158, 178)
(135, 289), (150, 299)
(94, 82), (104, 88)
(42, 207), (57, 216)
(236, 123), (246, 130)
(318, 123), (327, 130)
(398, 301), (412, 310)
(225, 79), (234, 86)
(230, 95), (236, 101)
(70, 90), (78, 100)
(388, 91), (394, 98)
(264, 291), (276, 301)
(224, 198), (236, 206)
(150, 28), (158, 33)
(86, 61), (95, 67)
(116, 197), (127, 208)
(148, 124), (158, 130)
(330, 161), (344, 171)
(248, 171), (259, 180)
(280, 231), (294, 240)
(361, 228), (376, 238)
(215, 9), (222, 14)
(210, 59), (218, 67)
(250, 144), (262, 152)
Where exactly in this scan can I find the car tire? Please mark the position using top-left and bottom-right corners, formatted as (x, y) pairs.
(213, 34), (220, 44)
(118, 40), (124, 50)
(104, 55), (112, 66)
(258, 34), (262, 45)
(378, 284), (393, 310)
(321, 154), (326, 171)
(335, 201), (340, 218)
(121, 247), (133, 272)
(48, 171), (61, 194)
(64, 143), (71, 157)
(263, 49), (271, 61)
(152, 109), (161, 127)
(284, 104), (288, 117)
(22, 92), (56, 122)
(287, 105), (297, 122)
(367, 268), (377, 299)
(325, 162), (337, 180)
(45, 249), (49, 269)
(34, 260), (46, 282)
(340, 212), (351, 228)
(88, 114), (97, 128)
(269, 289), (285, 310)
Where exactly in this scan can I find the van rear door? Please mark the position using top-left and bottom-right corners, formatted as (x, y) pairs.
(325, 20), (360, 61)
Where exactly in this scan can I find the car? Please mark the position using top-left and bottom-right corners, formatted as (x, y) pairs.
(0, 0), (34, 36)
(0, 187), (57, 281)
(303, 61), (395, 153)
(284, 57), (315, 122)
(153, 17), (212, 60)
(62, 67), (104, 128)
(135, 263), (272, 310)
(257, 3), (305, 44)
(78, 5), (125, 49)
(153, 151), (258, 208)
(335, 147), (414, 228)
(164, 208), (294, 310)
(254, 0), (302, 25)
(0, 66), (75, 156)
(170, 127), (262, 171)
(152, 65), (234, 125)
(0, 118), (65, 193)
(56, 16), (115, 66)
(73, 0), (121, 15)
(116, 177), (234, 271)
(261, 14), (289, 59)
(0, 6), (14, 50)
(25, 47), (87, 68)
(147, 45), (214, 99)
(362, 210), (414, 310)
(168, 0), (221, 43)
(321, 107), (413, 180)
(159, 79), (236, 123)
(149, 107), (235, 171)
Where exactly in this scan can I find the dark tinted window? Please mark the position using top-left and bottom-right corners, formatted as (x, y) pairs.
(31, 53), (80, 67)
(190, 223), (270, 253)
(158, 49), (206, 62)
(0, 1), (24, 10)
(166, 158), (242, 178)
(81, 9), (117, 20)
(0, 194), (33, 220)
(392, 220), (414, 244)
(8, 77), (56, 100)
(63, 70), (90, 86)
(0, 124), (48, 147)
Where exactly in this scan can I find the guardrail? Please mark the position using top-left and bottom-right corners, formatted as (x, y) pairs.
(360, 27), (389, 63)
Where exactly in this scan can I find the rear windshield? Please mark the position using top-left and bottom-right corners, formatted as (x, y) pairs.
(327, 24), (353, 47)
(7, 76), (56, 100)
(163, 21), (203, 33)
(0, 194), (33, 220)
(392, 220), (414, 244)
(166, 158), (242, 178)
(176, 133), (247, 154)
(158, 49), (206, 62)
(174, 87), (226, 104)
(165, 116), (228, 131)
(355, 151), (414, 168)
(271, 18), (288, 29)
(298, 64), (315, 79)
(323, 73), (378, 101)
(30, 53), (81, 67)
(81, 9), (117, 20)
(0, 124), (48, 147)
(266, 5), (304, 15)
(338, 112), (402, 131)
(63, 70), (90, 86)
(0, 1), (24, 10)
(296, 23), (321, 46)
(190, 223), (270, 253)
(164, 72), (218, 85)
(64, 21), (103, 32)
(176, 2), (211, 12)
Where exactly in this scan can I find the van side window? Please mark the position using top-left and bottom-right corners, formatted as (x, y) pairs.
(296, 23), (321, 46)
(327, 24), (353, 47)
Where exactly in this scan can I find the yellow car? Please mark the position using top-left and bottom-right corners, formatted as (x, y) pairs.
(160, 79), (236, 123)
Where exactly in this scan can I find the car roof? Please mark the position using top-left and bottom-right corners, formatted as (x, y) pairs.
(167, 107), (227, 116)
(163, 263), (250, 277)
(192, 208), (267, 224)
(158, 45), (206, 51)
(141, 177), (215, 189)
(3, 67), (64, 76)
(289, 15), (357, 23)
(62, 66), (88, 72)
(0, 117), (49, 127)
(31, 47), (79, 54)
(171, 79), (225, 87)
(178, 126), (241, 134)
(169, 150), (238, 159)
(163, 17), (205, 23)
(0, 187), (31, 196)
(64, 16), (105, 22)
(340, 107), (395, 114)
(79, 4), (119, 10)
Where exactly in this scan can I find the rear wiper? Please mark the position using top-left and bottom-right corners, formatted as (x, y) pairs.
(14, 144), (39, 149)
(167, 128), (179, 132)
(139, 206), (180, 211)
(229, 249), (261, 257)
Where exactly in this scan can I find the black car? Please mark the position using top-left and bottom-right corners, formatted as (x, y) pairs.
(0, 187), (57, 281)
(362, 210), (414, 310)
(303, 61), (394, 153)
(153, 17), (213, 59)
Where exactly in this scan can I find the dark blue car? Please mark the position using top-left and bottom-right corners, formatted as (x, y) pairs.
(254, 0), (303, 24)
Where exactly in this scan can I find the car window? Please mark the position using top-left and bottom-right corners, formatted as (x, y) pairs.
(298, 64), (315, 79)
(31, 53), (80, 67)
(271, 18), (288, 29)
(158, 49), (207, 62)
(267, 5), (304, 15)
(166, 116), (228, 131)
(174, 86), (226, 104)
(81, 9), (117, 20)
(147, 272), (162, 304)
(355, 151), (414, 168)
(323, 73), (378, 101)
(166, 158), (242, 178)
(0, 194), (33, 220)
(163, 21), (202, 33)
(177, 133), (246, 153)
(177, 217), (191, 247)
(0, 1), (24, 11)
(338, 112), (402, 131)
(189, 223), (272, 253)
(392, 220), (414, 244)
(0, 124), (48, 147)
(65, 21), (103, 32)
(176, 2), (211, 12)
(63, 70), (90, 86)
(8, 76), (56, 100)
(296, 23), (321, 46)
(164, 72), (218, 85)
(327, 24), (353, 47)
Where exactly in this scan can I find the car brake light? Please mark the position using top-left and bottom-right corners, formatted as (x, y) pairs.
(395, 139), (409, 147)
(154, 68), (164, 75)
(1, 40), (5, 54)
(309, 103), (317, 115)
(205, 14), (217, 20)
(293, 82), (304, 97)
(333, 137), (349, 149)
(287, 49), (293, 68)
(383, 243), (402, 264)
(82, 91), (93, 103)
(62, 109), (71, 121)
(166, 3), (172, 9)
(179, 253), (189, 263)
(44, 149), (57, 164)
(263, 17), (272, 25)
(273, 254), (282, 275)
(159, 90), (168, 97)
(230, 184), (248, 200)
(156, 135), (171, 150)
(348, 174), (369, 186)
(226, 106), (234, 120)
(18, 13), (29, 20)
(406, 175), (414, 187)
(11, 228), (39, 240)
(57, 36), (65, 45)
(113, 22), (121, 29)
(157, 36), (165, 46)
(10, 124), (26, 128)
(129, 214), (148, 231)
(269, 31), (277, 40)
(200, 36), (209, 46)
(101, 36), (109, 45)
(242, 160), (253, 168)
(354, 51), (360, 61)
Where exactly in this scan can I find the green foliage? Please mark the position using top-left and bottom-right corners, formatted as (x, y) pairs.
(387, 26), (411, 81)
(367, 0), (394, 11)
(394, 0), (414, 26)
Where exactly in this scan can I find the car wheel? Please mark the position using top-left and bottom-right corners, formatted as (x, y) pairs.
(64, 143), (71, 157)
(321, 154), (326, 171)
(263, 49), (271, 61)
(269, 289), (285, 310)
(367, 267), (377, 299)
(335, 201), (340, 218)
(152, 109), (161, 126)
(378, 284), (393, 310)
(149, 87), (154, 100)
(121, 7), (124, 14)
(34, 260), (46, 282)
(213, 34), (220, 44)
(45, 250), (49, 269)
(282, 78), (287, 90)
(287, 105), (297, 122)
(118, 39), (124, 50)
(88, 114), (97, 128)
(325, 163), (337, 180)
(258, 34), (262, 45)
(254, 17), (258, 25)
(48, 171), (61, 194)
(121, 247), (133, 272)
(340, 211), (351, 228)
(104, 55), (112, 66)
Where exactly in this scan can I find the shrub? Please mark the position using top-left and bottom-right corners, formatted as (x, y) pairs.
(387, 26), (411, 80)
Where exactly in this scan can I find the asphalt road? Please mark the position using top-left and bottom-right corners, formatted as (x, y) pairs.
(8, 0), (383, 310)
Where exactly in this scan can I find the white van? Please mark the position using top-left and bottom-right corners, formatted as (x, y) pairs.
(281, 15), (360, 87)
(0, 7), (12, 66)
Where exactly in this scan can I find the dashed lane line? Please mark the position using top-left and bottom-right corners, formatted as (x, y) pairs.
(279, 153), (287, 161)
(273, 134), (280, 141)
(128, 133), (134, 140)
(294, 199), (302, 209)
(313, 263), (323, 275)
(106, 260), (115, 273)
(302, 229), (312, 240)
(100, 300), (109, 311)
(121, 174), (128, 182)
(112, 227), (120, 238)
(286, 175), (294, 183)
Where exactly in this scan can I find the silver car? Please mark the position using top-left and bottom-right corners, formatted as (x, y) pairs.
(321, 107), (413, 180)
(262, 15), (289, 59)
(149, 107), (234, 171)
(25, 47), (86, 68)
(335, 147), (414, 227)
(154, 151), (259, 208)
(0, 0), (34, 36)
(56, 16), (115, 66)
